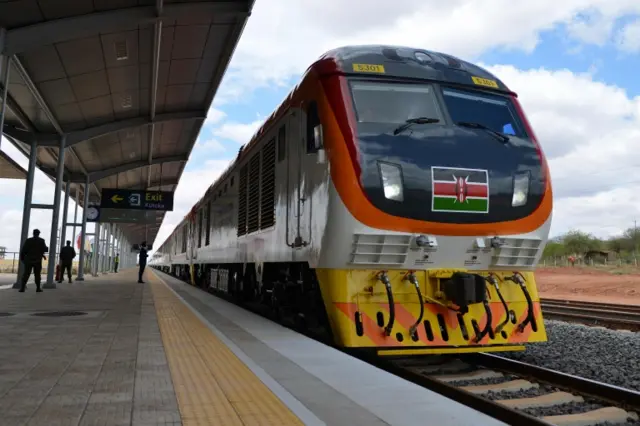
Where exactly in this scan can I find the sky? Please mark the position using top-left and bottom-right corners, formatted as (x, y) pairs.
(1, 0), (640, 254)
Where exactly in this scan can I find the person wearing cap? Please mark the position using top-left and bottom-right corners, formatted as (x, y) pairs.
(19, 228), (48, 292)
(138, 242), (148, 283)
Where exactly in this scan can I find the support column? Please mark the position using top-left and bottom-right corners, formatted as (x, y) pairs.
(76, 178), (90, 281)
(103, 223), (110, 274)
(44, 136), (67, 288)
(59, 181), (71, 256)
(92, 222), (101, 277)
(13, 139), (38, 289)
(0, 52), (10, 151)
(71, 185), (79, 247)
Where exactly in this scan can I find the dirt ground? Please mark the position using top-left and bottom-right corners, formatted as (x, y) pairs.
(536, 266), (640, 305)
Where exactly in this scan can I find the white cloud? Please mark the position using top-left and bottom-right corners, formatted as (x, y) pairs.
(478, 64), (640, 238)
(153, 159), (233, 250)
(219, 0), (640, 98)
(193, 138), (226, 155)
(204, 107), (227, 126)
(616, 18), (640, 52)
(212, 119), (264, 145)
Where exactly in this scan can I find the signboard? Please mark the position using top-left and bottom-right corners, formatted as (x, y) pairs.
(132, 244), (152, 252)
(100, 189), (174, 211)
(99, 208), (159, 224)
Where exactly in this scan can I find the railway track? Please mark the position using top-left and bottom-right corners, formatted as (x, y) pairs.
(364, 353), (640, 426)
(540, 299), (640, 331)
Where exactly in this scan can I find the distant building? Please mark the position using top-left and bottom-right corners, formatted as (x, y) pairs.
(0, 246), (5, 259)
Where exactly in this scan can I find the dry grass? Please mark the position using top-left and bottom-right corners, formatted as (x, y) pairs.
(0, 258), (81, 274)
(538, 264), (640, 276)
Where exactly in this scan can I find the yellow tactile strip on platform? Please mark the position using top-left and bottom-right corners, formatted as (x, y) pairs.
(149, 273), (304, 426)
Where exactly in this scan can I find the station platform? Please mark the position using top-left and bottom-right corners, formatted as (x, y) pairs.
(0, 268), (506, 426)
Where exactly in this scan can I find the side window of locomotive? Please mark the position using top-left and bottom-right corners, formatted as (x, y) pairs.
(306, 101), (320, 153)
(277, 125), (286, 162)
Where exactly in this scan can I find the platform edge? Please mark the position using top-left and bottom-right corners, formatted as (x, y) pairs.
(151, 271), (327, 426)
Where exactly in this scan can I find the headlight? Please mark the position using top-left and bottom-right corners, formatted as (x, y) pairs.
(379, 162), (404, 202)
(512, 172), (530, 207)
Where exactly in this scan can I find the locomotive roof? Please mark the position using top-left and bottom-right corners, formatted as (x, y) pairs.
(161, 45), (516, 249)
(317, 45), (512, 93)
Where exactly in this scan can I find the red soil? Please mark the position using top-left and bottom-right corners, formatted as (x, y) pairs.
(535, 266), (640, 306)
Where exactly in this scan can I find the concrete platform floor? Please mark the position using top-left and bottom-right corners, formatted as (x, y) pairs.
(0, 268), (180, 426)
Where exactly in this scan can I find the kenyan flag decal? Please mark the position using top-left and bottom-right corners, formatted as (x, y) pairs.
(431, 166), (489, 214)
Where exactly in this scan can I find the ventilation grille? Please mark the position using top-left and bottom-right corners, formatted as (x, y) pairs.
(237, 164), (248, 236)
(114, 40), (129, 60)
(260, 138), (276, 229)
(489, 237), (542, 267)
(205, 202), (211, 246)
(121, 94), (132, 109)
(247, 154), (261, 233)
(350, 234), (411, 265)
(197, 210), (203, 248)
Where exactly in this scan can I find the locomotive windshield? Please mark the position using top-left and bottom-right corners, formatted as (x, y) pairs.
(350, 81), (444, 124)
(441, 87), (527, 139)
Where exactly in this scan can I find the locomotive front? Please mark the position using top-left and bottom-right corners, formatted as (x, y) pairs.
(312, 46), (552, 355)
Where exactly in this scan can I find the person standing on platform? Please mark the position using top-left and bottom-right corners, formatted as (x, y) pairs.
(58, 240), (76, 284)
(138, 242), (148, 283)
(19, 229), (48, 292)
(114, 253), (120, 273)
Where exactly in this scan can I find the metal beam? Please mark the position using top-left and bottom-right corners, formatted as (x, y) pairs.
(148, 0), (164, 189)
(36, 110), (205, 147)
(3, 2), (251, 55)
(89, 155), (187, 183)
(11, 57), (63, 135)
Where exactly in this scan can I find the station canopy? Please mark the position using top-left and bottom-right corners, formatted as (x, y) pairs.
(0, 0), (254, 246)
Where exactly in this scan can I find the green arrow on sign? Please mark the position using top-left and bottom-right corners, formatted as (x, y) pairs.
(111, 194), (124, 203)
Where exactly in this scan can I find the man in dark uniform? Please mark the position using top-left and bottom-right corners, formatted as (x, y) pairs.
(58, 240), (76, 284)
(19, 229), (48, 292)
(138, 242), (148, 283)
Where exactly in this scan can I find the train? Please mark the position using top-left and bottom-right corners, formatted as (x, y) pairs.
(150, 45), (553, 356)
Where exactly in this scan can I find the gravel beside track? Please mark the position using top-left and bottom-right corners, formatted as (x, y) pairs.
(502, 320), (640, 391)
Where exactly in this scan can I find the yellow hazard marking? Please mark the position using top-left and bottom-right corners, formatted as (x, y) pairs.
(352, 63), (386, 73)
(111, 194), (123, 203)
(471, 76), (499, 88)
(149, 271), (303, 426)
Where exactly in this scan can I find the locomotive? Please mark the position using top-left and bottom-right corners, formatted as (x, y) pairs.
(150, 45), (553, 356)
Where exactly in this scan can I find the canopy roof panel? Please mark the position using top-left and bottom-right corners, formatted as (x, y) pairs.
(0, 0), (254, 246)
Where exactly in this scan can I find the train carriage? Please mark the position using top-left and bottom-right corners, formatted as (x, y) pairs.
(151, 45), (553, 356)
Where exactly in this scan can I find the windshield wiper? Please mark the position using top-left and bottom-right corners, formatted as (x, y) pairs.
(393, 117), (440, 135)
(457, 121), (510, 143)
